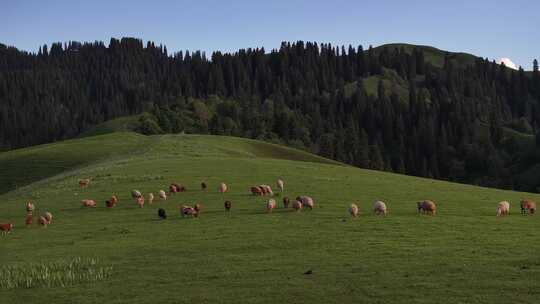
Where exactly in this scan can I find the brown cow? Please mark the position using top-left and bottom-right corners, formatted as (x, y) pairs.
(259, 185), (274, 196)
(79, 178), (90, 188)
(181, 206), (198, 218)
(0, 223), (13, 234)
(417, 200), (437, 215)
(170, 183), (186, 193)
(25, 213), (33, 226)
(296, 196), (314, 210)
(137, 196), (145, 208)
(520, 200), (537, 215)
(251, 186), (263, 196)
(283, 197), (290, 208)
(106, 195), (119, 208)
(81, 199), (97, 208)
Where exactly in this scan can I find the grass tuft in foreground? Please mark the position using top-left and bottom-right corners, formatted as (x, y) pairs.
(0, 257), (113, 289)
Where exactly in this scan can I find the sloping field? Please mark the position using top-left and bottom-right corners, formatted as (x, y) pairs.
(0, 133), (539, 304)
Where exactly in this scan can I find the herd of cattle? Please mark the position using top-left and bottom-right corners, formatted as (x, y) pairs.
(0, 178), (538, 234)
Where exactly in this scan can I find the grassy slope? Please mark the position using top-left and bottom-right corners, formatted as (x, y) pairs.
(1, 133), (540, 304)
(78, 115), (142, 138)
(0, 133), (338, 195)
(0, 133), (150, 194)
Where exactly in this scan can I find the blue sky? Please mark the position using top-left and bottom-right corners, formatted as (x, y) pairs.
(1, 0), (539, 69)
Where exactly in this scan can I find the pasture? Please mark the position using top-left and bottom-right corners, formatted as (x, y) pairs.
(1, 133), (539, 303)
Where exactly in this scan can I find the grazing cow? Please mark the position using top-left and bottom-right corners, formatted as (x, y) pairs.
(283, 197), (290, 208)
(79, 178), (90, 188)
(251, 186), (263, 196)
(170, 183), (186, 193)
(496, 201), (510, 217)
(297, 196), (314, 210)
(25, 213), (33, 226)
(349, 203), (359, 217)
(38, 216), (48, 227)
(277, 179), (284, 192)
(292, 200), (303, 212)
(26, 201), (35, 212)
(131, 190), (142, 199)
(148, 193), (154, 204)
(105, 200), (115, 208)
(159, 190), (167, 200)
(137, 196), (145, 208)
(194, 203), (203, 213)
(0, 223), (13, 234)
(158, 208), (167, 219)
(224, 200), (232, 211)
(260, 185), (274, 196)
(44, 212), (53, 224)
(266, 199), (277, 213)
(181, 206), (198, 218)
(417, 200), (437, 215)
(219, 183), (228, 194)
(81, 199), (97, 208)
(520, 200), (536, 215)
(106, 195), (118, 208)
(201, 182), (207, 191)
(373, 201), (387, 216)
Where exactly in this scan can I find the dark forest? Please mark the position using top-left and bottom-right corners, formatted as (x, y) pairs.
(1, 38), (540, 191)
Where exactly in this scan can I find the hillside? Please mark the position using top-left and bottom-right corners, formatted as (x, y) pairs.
(78, 115), (142, 138)
(373, 43), (479, 68)
(2, 38), (540, 195)
(0, 132), (339, 195)
(1, 133), (540, 304)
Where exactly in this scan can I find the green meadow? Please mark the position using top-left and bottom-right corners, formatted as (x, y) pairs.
(1, 132), (539, 303)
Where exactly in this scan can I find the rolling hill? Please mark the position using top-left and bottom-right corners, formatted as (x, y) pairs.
(1, 132), (539, 303)
(373, 43), (479, 69)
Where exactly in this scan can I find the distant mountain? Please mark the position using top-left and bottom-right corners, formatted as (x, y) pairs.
(1, 38), (539, 191)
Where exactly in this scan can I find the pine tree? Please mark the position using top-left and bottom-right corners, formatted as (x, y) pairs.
(369, 145), (384, 170)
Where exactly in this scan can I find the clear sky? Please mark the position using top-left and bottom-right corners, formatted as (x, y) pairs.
(1, 0), (538, 69)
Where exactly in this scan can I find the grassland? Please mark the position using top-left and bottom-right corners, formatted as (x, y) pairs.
(1, 132), (539, 304)
(78, 115), (142, 138)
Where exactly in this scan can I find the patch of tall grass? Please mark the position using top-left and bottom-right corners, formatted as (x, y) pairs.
(0, 257), (113, 289)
